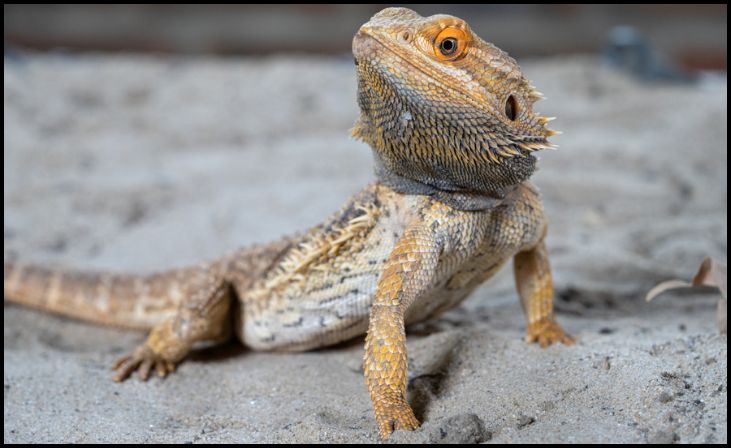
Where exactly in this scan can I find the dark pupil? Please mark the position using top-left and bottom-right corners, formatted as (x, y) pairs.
(440, 38), (457, 55)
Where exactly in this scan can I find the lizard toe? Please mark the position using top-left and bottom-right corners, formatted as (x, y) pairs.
(526, 319), (575, 348)
(376, 402), (420, 439)
(112, 344), (176, 382)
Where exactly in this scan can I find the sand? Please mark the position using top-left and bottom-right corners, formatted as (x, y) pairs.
(3, 53), (727, 443)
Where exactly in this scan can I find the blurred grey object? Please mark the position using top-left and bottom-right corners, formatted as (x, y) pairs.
(603, 25), (695, 82)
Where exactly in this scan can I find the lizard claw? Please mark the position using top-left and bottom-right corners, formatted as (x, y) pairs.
(375, 402), (420, 439)
(112, 344), (176, 382)
(526, 319), (575, 348)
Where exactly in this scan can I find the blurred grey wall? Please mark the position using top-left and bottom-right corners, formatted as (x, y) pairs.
(4, 4), (727, 70)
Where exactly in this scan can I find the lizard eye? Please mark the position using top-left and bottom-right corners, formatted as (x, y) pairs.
(505, 94), (519, 121)
(434, 27), (468, 61)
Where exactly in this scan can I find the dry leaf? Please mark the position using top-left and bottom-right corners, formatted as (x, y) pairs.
(645, 257), (727, 334)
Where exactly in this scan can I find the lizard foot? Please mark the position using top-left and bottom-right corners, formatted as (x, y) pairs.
(112, 344), (177, 382)
(375, 402), (420, 439)
(526, 319), (575, 348)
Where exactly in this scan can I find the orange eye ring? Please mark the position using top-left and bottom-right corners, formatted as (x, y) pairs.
(434, 27), (469, 61)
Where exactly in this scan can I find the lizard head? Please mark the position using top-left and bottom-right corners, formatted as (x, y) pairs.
(352, 7), (558, 207)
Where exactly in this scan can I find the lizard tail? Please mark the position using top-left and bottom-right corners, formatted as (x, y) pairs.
(4, 239), (297, 330)
(4, 261), (191, 330)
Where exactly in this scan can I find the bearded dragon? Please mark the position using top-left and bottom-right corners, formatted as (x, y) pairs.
(4, 7), (574, 439)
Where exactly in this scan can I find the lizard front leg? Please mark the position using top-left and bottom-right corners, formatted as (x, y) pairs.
(113, 267), (233, 381)
(364, 226), (442, 439)
(513, 238), (575, 347)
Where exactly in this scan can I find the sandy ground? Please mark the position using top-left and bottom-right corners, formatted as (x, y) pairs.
(3, 53), (727, 443)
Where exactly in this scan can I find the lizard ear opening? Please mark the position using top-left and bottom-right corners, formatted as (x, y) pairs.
(505, 94), (519, 121)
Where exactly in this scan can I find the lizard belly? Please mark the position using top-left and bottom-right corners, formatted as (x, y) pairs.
(236, 196), (404, 351)
(240, 267), (381, 351)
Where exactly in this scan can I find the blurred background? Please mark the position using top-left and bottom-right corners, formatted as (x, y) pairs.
(4, 4), (727, 71)
(4, 5), (728, 444)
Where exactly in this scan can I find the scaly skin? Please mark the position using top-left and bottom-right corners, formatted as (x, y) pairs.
(3, 7), (574, 439)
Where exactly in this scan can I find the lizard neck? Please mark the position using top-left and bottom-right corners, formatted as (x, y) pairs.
(372, 154), (516, 211)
